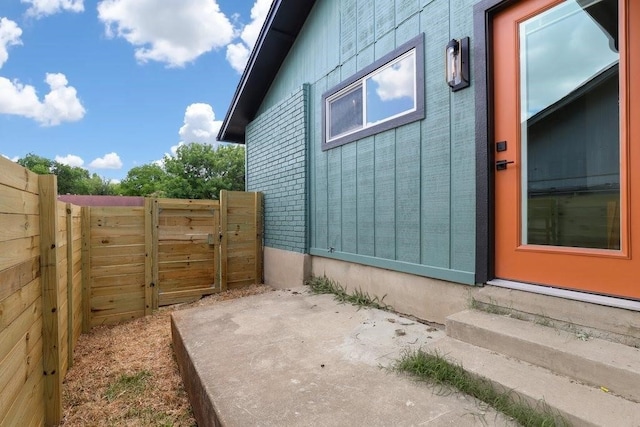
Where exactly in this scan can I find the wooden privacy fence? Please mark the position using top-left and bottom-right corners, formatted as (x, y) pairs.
(0, 156), (263, 426)
(83, 191), (263, 329)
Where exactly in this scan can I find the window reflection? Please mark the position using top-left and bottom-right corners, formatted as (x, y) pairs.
(521, 0), (620, 249)
(366, 53), (416, 125)
(521, 0), (618, 119)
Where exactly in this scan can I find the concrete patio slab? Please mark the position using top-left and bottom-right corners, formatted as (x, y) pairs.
(171, 287), (515, 426)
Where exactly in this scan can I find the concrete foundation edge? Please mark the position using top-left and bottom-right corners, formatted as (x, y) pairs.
(311, 257), (477, 325)
(171, 316), (221, 427)
(262, 248), (477, 324)
(263, 247), (311, 288)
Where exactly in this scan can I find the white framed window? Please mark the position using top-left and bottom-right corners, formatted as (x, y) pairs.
(322, 34), (425, 150)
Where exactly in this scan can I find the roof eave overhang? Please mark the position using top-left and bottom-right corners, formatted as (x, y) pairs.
(218, 0), (317, 144)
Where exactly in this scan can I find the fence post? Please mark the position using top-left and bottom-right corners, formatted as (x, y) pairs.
(65, 203), (74, 369)
(151, 199), (159, 309)
(144, 198), (153, 315)
(81, 207), (91, 333)
(219, 190), (228, 291)
(38, 174), (62, 426)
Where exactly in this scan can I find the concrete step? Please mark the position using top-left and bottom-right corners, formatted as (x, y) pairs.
(445, 310), (640, 403)
(431, 337), (640, 427)
(473, 286), (640, 347)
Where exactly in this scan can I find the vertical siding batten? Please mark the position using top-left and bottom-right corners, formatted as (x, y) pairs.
(420, 0), (452, 268)
(450, 0), (476, 272)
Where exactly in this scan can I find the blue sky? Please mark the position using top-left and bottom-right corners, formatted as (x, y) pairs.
(0, 0), (271, 181)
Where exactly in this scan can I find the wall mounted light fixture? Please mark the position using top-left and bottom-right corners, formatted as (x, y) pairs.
(445, 37), (470, 91)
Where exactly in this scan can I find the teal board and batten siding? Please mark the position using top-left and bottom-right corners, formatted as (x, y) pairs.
(246, 86), (309, 253)
(248, 0), (479, 284)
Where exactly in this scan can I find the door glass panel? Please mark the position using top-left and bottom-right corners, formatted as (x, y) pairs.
(519, 0), (620, 249)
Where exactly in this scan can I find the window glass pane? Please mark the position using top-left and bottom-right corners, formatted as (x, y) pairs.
(520, 0), (620, 249)
(329, 86), (363, 139)
(365, 52), (416, 125)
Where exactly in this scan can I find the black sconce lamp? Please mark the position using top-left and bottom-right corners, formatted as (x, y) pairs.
(445, 37), (470, 91)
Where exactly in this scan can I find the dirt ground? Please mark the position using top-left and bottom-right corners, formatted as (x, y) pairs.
(61, 284), (273, 426)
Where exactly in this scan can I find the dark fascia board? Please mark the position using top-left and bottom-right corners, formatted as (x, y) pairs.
(217, 0), (317, 143)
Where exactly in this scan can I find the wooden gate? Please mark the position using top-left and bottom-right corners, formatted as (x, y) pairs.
(153, 199), (221, 307)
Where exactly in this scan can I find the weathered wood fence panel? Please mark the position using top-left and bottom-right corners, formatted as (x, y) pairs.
(154, 199), (221, 307)
(83, 206), (150, 329)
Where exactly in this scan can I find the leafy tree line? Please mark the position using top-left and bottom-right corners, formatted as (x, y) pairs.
(18, 153), (117, 195)
(18, 143), (245, 200)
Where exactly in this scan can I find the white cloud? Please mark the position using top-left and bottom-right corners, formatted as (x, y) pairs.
(89, 152), (123, 169)
(2, 154), (20, 162)
(0, 72), (85, 126)
(22, 0), (84, 18)
(0, 18), (22, 69)
(240, 0), (271, 48)
(97, 0), (235, 67)
(371, 54), (415, 101)
(225, 42), (250, 74)
(55, 154), (84, 167)
(170, 141), (184, 156)
(225, 0), (272, 73)
(178, 103), (222, 146)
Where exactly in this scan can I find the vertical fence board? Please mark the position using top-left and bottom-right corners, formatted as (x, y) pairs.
(38, 174), (62, 426)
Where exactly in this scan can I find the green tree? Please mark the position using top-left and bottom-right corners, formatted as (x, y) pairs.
(17, 153), (119, 195)
(17, 153), (53, 175)
(87, 174), (119, 195)
(119, 164), (167, 197)
(163, 143), (245, 199)
(52, 162), (92, 195)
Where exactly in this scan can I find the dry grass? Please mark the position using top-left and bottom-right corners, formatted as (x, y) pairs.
(61, 284), (273, 426)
